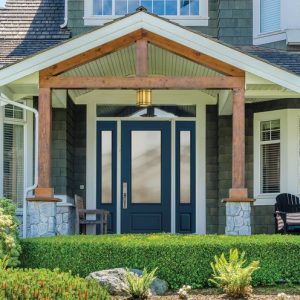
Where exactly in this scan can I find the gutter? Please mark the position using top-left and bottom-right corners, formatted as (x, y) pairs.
(0, 94), (38, 238)
(60, 0), (68, 29)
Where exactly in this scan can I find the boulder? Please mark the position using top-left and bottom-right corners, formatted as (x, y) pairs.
(86, 268), (168, 296)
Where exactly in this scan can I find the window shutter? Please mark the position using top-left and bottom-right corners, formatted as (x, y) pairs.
(260, 120), (280, 194)
(260, 0), (280, 33)
(3, 123), (24, 207)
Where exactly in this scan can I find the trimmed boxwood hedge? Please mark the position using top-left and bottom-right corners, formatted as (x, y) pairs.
(20, 234), (300, 289)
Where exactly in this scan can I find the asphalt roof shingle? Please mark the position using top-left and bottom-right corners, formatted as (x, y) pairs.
(1, 3), (300, 78)
(0, 0), (70, 67)
(240, 46), (300, 76)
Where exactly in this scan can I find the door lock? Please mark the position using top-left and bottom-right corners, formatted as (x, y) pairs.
(122, 182), (127, 209)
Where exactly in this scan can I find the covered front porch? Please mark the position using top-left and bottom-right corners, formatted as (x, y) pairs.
(1, 10), (300, 237)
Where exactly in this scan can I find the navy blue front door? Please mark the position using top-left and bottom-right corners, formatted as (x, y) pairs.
(121, 121), (171, 233)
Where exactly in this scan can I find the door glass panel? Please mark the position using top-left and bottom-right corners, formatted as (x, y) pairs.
(101, 131), (112, 203)
(131, 131), (161, 203)
(180, 131), (191, 203)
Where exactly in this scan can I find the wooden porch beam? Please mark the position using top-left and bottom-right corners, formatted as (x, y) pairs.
(229, 87), (248, 199)
(40, 29), (144, 77)
(136, 39), (148, 76)
(143, 31), (245, 77)
(35, 87), (54, 199)
(40, 76), (245, 89)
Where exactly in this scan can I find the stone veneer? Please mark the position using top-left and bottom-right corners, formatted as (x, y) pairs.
(27, 202), (57, 237)
(225, 202), (251, 235)
(56, 204), (76, 235)
(24, 202), (75, 238)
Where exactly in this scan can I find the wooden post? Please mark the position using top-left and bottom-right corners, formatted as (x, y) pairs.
(136, 39), (148, 76)
(35, 87), (54, 199)
(229, 87), (248, 199)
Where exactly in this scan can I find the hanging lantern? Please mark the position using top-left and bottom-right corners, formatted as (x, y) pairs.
(136, 89), (152, 107)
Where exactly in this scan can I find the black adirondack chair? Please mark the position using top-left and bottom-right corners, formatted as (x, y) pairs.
(275, 193), (300, 234)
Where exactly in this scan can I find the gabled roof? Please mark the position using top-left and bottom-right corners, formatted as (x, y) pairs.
(0, 0), (70, 67)
(0, 10), (300, 93)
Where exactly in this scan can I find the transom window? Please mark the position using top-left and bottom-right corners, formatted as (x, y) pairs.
(93, 0), (199, 16)
(260, 119), (280, 194)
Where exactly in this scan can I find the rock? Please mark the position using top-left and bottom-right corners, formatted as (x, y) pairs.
(87, 268), (168, 296)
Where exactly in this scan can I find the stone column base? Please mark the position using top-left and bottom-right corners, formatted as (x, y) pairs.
(27, 201), (58, 237)
(224, 201), (252, 235)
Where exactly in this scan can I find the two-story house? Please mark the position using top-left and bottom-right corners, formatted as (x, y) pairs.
(1, 0), (300, 237)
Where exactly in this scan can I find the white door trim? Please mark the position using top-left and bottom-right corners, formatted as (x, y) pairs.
(85, 96), (208, 234)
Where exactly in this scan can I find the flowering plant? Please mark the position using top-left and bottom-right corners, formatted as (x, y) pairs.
(177, 285), (192, 300)
(0, 198), (21, 266)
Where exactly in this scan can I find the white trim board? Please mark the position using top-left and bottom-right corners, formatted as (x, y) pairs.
(0, 12), (300, 93)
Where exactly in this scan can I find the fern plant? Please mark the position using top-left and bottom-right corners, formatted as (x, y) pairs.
(125, 268), (157, 299)
(209, 249), (259, 298)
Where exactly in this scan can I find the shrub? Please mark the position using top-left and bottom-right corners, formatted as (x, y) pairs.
(0, 268), (110, 300)
(209, 249), (259, 298)
(0, 198), (21, 266)
(20, 234), (300, 289)
(125, 268), (157, 299)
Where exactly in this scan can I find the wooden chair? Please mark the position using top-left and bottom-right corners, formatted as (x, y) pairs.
(274, 193), (300, 234)
(75, 195), (110, 234)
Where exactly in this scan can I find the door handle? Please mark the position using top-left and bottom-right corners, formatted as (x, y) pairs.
(122, 182), (127, 209)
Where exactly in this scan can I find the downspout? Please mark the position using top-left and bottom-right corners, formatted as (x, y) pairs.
(60, 0), (68, 28)
(0, 94), (39, 238)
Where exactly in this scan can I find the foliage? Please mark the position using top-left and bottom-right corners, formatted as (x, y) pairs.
(0, 267), (111, 300)
(177, 285), (192, 300)
(0, 198), (21, 266)
(209, 249), (259, 298)
(20, 234), (300, 289)
(125, 268), (157, 299)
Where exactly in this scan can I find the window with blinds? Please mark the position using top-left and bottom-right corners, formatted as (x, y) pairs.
(260, 0), (281, 33)
(3, 123), (24, 208)
(260, 119), (280, 194)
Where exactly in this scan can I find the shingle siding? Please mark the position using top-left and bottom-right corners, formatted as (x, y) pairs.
(52, 108), (68, 195)
(217, 0), (252, 45)
(206, 105), (219, 233)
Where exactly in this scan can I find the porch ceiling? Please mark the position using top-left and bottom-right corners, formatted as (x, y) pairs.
(63, 43), (222, 101)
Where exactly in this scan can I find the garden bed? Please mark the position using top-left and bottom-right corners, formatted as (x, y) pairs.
(21, 234), (300, 289)
(154, 286), (300, 299)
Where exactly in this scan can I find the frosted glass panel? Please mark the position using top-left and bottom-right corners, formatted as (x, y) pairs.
(180, 131), (191, 204)
(132, 131), (161, 203)
(101, 131), (112, 203)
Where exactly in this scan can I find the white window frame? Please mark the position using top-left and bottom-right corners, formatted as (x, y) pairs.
(0, 100), (34, 211)
(253, 0), (285, 45)
(84, 0), (209, 26)
(254, 110), (286, 205)
(253, 109), (300, 206)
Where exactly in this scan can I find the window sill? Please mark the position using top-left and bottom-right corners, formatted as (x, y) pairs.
(253, 30), (286, 45)
(253, 193), (279, 206)
(83, 15), (209, 26)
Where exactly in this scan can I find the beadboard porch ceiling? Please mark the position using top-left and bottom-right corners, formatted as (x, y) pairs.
(64, 43), (222, 101)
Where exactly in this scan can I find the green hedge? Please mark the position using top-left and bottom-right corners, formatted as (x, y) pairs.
(20, 234), (300, 289)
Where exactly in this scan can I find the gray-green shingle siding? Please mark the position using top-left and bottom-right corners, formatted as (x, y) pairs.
(217, 0), (252, 45)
